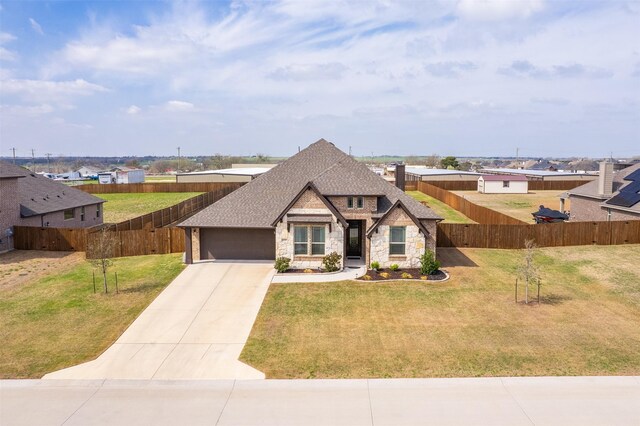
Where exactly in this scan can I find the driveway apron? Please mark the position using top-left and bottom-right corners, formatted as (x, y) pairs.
(43, 262), (274, 380)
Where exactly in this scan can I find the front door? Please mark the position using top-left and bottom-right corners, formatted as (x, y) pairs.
(347, 220), (362, 258)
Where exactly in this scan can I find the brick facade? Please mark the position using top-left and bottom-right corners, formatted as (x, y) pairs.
(570, 196), (639, 221)
(20, 203), (104, 228)
(0, 177), (21, 252)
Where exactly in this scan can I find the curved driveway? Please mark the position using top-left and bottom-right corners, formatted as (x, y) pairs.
(44, 262), (274, 380)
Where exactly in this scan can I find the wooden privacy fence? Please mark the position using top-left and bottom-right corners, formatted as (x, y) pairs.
(74, 182), (244, 194)
(437, 220), (640, 249)
(412, 179), (592, 191)
(418, 181), (526, 225)
(105, 187), (237, 231)
(13, 226), (90, 251)
(85, 228), (185, 259)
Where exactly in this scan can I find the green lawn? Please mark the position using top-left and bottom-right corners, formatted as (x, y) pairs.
(101, 192), (202, 223)
(0, 253), (185, 378)
(407, 191), (474, 223)
(241, 245), (640, 378)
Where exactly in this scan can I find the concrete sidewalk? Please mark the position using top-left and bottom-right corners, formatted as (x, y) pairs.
(2, 376), (639, 425)
(43, 262), (274, 380)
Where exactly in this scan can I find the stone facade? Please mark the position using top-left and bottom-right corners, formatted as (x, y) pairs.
(276, 189), (345, 269)
(191, 227), (201, 261)
(369, 207), (436, 269)
(0, 177), (21, 252)
(570, 195), (640, 221)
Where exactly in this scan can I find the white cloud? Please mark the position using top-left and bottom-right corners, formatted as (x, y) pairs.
(2, 78), (107, 97)
(29, 18), (44, 35)
(0, 47), (16, 61)
(268, 63), (348, 81)
(0, 32), (16, 44)
(0, 103), (55, 115)
(165, 100), (194, 111)
(126, 105), (141, 115)
(456, 0), (544, 21)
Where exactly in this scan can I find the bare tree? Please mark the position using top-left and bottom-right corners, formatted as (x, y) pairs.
(89, 227), (116, 294)
(425, 154), (440, 168)
(517, 239), (540, 304)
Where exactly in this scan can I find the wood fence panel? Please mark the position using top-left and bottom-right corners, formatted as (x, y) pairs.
(74, 182), (244, 194)
(610, 221), (640, 245)
(13, 226), (88, 251)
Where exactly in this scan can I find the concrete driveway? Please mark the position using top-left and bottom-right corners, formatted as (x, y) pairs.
(44, 262), (274, 380)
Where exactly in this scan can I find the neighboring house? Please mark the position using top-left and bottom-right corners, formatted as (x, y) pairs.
(405, 167), (481, 182)
(0, 161), (105, 250)
(176, 167), (271, 183)
(561, 162), (640, 221)
(478, 175), (528, 194)
(179, 139), (442, 269)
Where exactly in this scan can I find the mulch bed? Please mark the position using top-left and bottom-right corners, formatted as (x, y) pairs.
(283, 269), (333, 274)
(358, 268), (447, 281)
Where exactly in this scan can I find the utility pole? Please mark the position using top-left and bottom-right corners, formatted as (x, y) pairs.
(10, 147), (16, 164)
(177, 147), (181, 173)
(45, 153), (52, 173)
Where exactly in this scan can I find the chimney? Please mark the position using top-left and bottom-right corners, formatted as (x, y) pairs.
(598, 161), (613, 197)
(395, 164), (405, 191)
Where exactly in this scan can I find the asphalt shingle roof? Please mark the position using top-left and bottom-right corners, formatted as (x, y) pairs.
(567, 163), (640, 213)
(0, 161), (105, 217)
(179, 139), (441, 228)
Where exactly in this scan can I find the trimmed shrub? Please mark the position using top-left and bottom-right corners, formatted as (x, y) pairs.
(420, 249), (440, 275)
(303, 269), (314, 273)
(379, 272), (390, 279)
(390, 264), (400, 271)
(322, 251), (342, 272)
(401, 272), (413, 279)
(362, 274), (372, 280)
(370, 261), (380, 271)
(274, 257), (290, 273)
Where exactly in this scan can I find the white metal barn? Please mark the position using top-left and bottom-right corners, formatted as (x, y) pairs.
(478, 175), (528, 194)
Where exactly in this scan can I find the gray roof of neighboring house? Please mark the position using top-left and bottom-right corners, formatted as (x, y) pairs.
(0, 161), (105, 217)
(179, 139), (441, 228)
(567, 163), (640, 201)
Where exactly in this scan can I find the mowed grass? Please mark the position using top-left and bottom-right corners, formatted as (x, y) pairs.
(101, 192), (202, 223)
(452, 190), (568, 223)
(0, 254), (185, 378)
(241, 245), (640, 378)
(145, 175), (177, 182)
(407, 191), (474, 223)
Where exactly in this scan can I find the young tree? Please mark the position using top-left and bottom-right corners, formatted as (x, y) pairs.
(517, 239), (540, 304)
(89, 227), (116, 294)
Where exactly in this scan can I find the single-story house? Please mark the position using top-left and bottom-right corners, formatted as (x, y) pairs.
(176, 167), (272, 183)
(560, 162), (640, 221)
(478, 175), (528, 194)
(0, 161), (105, 251)
(178, 139), (442, 269)
(405, 168), (481, 182)
(76, 166), (103, 178)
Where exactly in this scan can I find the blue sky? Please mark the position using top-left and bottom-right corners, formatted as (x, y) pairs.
(1, 0), (639, 158)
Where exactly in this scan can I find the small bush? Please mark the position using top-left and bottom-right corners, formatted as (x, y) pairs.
(390, 264), (400, 271)
(362, 274), (372, 280)
(370, 261), (380, 270)
(303, 268), (314, 274)
(322, 251), (342, 272)
(274, 257), (290, 273)
(379, 272), (390, 279)
(420, 275), (428, 280)
(401, 272), (413, 279)
(420, 249), (440, 275)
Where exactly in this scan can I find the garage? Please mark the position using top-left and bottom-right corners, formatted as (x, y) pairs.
(200, 228), (275, 260)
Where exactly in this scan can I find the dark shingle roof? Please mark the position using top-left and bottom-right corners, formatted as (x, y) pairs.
(0, 161), (105, 217)
(568, 163), (640, 201)
(179, 139), (441, 228)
